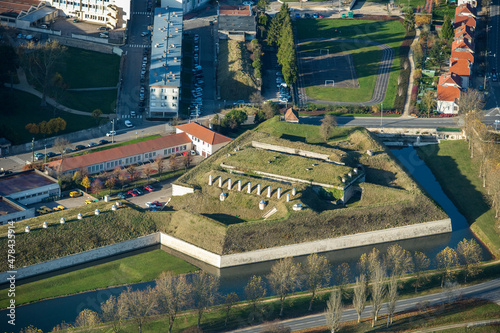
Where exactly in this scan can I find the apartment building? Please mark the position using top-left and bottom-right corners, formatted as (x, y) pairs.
(148, 0), (182, 119)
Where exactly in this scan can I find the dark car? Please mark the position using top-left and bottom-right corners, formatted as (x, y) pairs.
(46, 152), (57, 158)
(133, 188), (143, 195)
(117, 192), (128, 199)
(88, 142), (98, 148)
(304, 13), (311, 18)
(99, 139), (109, 145)
(75, 145), (86, 151)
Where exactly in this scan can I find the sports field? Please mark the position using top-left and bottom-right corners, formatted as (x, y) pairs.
(295, 18), (407, 108)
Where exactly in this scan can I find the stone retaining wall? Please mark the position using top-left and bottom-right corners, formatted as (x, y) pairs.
(172, 184), (194, 196)
(251, 141), (344, 165)
(1, 218), (451, 281)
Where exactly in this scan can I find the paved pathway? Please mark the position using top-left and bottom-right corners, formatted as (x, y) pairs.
(403, 27), (421, 117)
(4, 68), (112, 118)
(297, 38), (394, 106)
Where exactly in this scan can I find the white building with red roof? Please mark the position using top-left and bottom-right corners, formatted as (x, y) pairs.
(449, 59), (471, 87)
(175, 122), (232, 157)
(437, 73), (462, 114)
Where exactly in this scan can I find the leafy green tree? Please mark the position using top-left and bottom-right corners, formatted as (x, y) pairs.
(223, 292), (239, 327)
(403, 7), (415, 31)
(257, 0), (269, 11)
(440, 16), (453, 41)
(422, 90), (436, 118)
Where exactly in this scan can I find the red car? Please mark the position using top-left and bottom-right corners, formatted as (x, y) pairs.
(127, 190), (138, 197)
(143, 185), (154, 192)
(317, 13), (324, 18)
(152, 200), (162, 206)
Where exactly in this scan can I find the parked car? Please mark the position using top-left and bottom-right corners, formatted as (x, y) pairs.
(143, 184), (154, 192)
(152, 200), (162, 206)
(99, 33), (109, 38)
(312, 13), (319, 18)
(127, 190), (138, 197)
(141, 31), (150, 37)
(46, 152), (57, 158)
(69, 191), (82, 197)
(493, 74), (498, 82)
(106, 131), (116, 137)
(88, 142), (98, 148)
(233, 100), (245, 105)
(116, 192), (128, 199)
(304, 13), (311, 18)
(130, 111), (137, 117)
(75, 145), (86, 151)
(40, 24), (48, 29)
(99, 139), (109, 145)
(53, 205), (65, 211)
(295, 12), (301, 18)
(63, 148), (73, 154)
(133, 188), (143, 195)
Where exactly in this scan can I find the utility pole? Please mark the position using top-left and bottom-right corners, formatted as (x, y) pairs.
(111, 119), (115, 144)
(32, 137), (35, 163)
(380, 102), (383, 127)
(44, 144), (47, 163)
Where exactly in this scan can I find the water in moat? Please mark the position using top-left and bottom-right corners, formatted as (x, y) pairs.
(0, 146), (488, 332)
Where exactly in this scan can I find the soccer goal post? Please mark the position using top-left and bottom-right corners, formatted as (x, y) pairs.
(324, 80), (335, 87)
(320, 49), (329, 56)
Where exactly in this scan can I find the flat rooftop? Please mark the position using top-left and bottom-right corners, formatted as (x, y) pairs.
(0, 198), (22, 216)
(0, 170), (57, 196)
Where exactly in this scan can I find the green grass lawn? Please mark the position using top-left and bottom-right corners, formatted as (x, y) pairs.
(417, 141), (500, 257)
(59, 89), (117, 114)
(295, 19), (407, 109)
(300, 42), (381, 103)
(433, 4), (456, 22)
(0, 249), (197, 308)
(0, 89), (97, 145)
(57, 47), (120, 89)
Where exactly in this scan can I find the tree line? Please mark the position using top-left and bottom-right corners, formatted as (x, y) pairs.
(267, 4), (298, 86)
(39, 239), (483, 332)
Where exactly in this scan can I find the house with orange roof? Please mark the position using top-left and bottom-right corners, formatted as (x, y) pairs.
(437, 73), (462, 114)
(175, 122), (233, 157)
(284, 108), (300, 123)
(450, 59), (471, 87)
(452, 38), (474, 53)
(454, 15), (476, 29)
(455, 3), (476, 18)
(451, 49), (474, 64)
(454, 25), (474, 41)
(44, 133), (192, 176)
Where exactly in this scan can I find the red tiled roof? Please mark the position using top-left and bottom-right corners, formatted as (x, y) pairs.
(219, 5), (252, 16)
(437, 85), (461, 102)
(45, 133), (191, 173)
(450, 59), (471, 76)
(438, 72), (462, 87)
(451, 49), (474, 63)
(175, 122), (232, 145)
(454, 15), (476, 29)
(454, 25), (474, 39)
(284, 108), (299, 122)
(455, 3), (476, 17)
(452, 38), (474, 52)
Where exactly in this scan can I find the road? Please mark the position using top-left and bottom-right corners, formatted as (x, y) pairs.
(232, 277), (500, 332)
(484, 0), (500, 124)
(299, 115), (459, 128)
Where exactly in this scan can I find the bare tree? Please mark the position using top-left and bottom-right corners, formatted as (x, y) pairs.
(155, 156), (165, 180)
(169, 155), (178, 171)
(75, 308), (101, 331)
(100, 295), (125, 333)
(352, 274), (367, 323)
(119, 286), (157, 333)
(143, 163), (154, 184)
(413, 251), (430, 293)
(260, 323), (291, 333)
(105, 177), (116, 195)
(384, 244), (414, 277)
(154, 272), (192, 333)
(360, 248), (383, 280)
(386, 275), (398, 327)
(325, 289), (343, 333)
(320, 115), (337, 142)
(126, 165), (140, 182)
(18, 40), (67, 106)
(183, 152), (193, 169)
(458, 89), (484, 115)
(268, 257), (302, 316)
(304, 253), (331, 311)
(370, 265), (386, 327)
(192, 271), (219, 328)
(250, 91), (264, 109)
(435, 246), (459, 287)
(460, 109), (484, 158)
(335, 262), (351, 299)
(223, 292), (240, 327)
(245, 275), (266, 321)
(456, 238), (482, 283)
(53, 138), (70, 160)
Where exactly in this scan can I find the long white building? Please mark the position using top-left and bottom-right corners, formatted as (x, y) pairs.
(43, 0), (130, 28)
(148, 0), (182, 119)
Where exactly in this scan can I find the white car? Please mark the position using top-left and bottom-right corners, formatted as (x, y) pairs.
(130, 111), (136, 117)
(106, 131), (116, 137)
(243, 1), (254, 5)
(124, 120), (133, 128)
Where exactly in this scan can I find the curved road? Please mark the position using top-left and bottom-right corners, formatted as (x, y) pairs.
(232, 277), (500, 332)
(297, 38), (394, 106)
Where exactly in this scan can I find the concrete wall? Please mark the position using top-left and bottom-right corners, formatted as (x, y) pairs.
(2, 218), (451, 280)
(0, 233), (159, 281)
(251, 141), (344, 165)
(172, 184), (194, 196)
(49, 35), (117, 54)
(219, 218), (452, 267)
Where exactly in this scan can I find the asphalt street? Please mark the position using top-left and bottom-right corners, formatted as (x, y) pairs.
(232, 278), (500, 332)
(483, 0), (500, 124)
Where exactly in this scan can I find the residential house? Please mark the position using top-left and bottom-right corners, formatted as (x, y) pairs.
(284, 108), (299, 123)
(455, 3), (476, 18)
(457, 0), (477, 7)
(449, 59), (471, 87)
(437, 73), (462, 114)
(45, 133), (192, 176)
(454, 15), (476, 29)
(217, 5), (256, 41)
(175, 122), (232, 157)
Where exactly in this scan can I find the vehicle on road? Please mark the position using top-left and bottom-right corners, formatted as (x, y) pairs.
(493, 74), (498, 82)
(130, 111), (137, 117)
(106, 131), (116, 137)
(233, 100), (245, 105)
(133, 188), (143, 195)
(63, 148), (73, 154)
(99, 33), (109, 38)
(125, 120), (133, 128)
(295, 13), (301, 18)
(99, 139), (109, 145)
(46, 152), (57, 158)
(141, 31), (151, 37)
(70, 191), (82, 197)
(98, 26), (107, 31)
(75, 145), (86, 151)
(88, 142), (98, 148)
